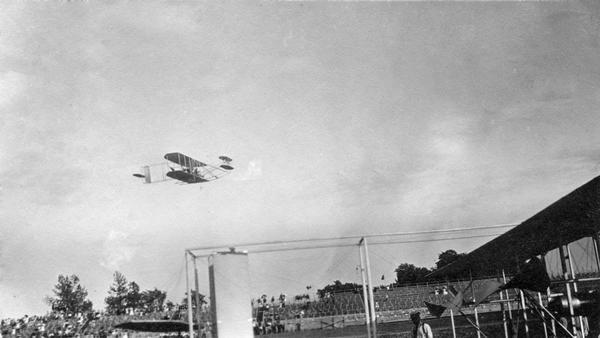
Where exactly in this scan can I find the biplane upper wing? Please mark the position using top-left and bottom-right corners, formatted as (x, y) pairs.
(428, 175), (600, 278)
(164, 152), (206, 168)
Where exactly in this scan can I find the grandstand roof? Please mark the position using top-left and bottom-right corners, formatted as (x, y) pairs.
(428, 175), (600, 278)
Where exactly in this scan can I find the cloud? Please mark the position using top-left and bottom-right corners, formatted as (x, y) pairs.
(100, 230), (136, 271)
(0, 149), (87, 207)
(0, 71), (27, 108)
(236, 160), (263, 181)
(0, 239), (6, 282)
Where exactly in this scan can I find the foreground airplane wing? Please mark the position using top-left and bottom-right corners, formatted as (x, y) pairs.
(428, 175), (600, 278)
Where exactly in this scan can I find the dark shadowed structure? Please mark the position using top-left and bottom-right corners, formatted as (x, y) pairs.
(429, 175), (600, 278)
(114, 320), (196, 332)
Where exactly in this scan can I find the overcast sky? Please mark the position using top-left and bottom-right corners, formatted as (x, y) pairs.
(1, 1), (600, 318)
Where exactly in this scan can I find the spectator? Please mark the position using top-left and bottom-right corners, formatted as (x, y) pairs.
(410, 311), (433, 338)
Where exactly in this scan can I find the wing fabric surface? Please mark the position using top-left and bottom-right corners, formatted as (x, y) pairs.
(428, 175), (600, 278)
(166, 170), (209, 183)
(164, 152), (206, 168)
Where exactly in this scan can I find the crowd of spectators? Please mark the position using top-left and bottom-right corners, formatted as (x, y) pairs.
(1, 312), (99, 338)
(0, 308), (193, 338)
(2, 279), (505, 337)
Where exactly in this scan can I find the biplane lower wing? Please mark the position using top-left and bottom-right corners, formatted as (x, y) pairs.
(166, 170), (209, 183)
(428, 175), (600, 278)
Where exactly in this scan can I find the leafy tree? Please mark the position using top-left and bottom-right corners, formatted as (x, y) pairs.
(394, 263), (431, 285)
(317, 280), (362, 299)
(126, 281), (141, 310)
(46, 274), (93, 315)
(105, 271), (169, 315)
(435, 250), (467, 270)
(180, 290), (206, 309)
(141, 288), (167, 313)
(105, 271), (129, 315)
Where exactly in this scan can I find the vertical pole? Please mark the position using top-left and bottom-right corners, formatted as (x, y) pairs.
(545, 286), (557, 336)
(541, 254), (556, 337)
(519, 290), (530, 338)
(502, 270), (515, 337)
(498, 281), (509, 338)
(537, 292), (549, 338)
(593, 233), (600, 272)
(450, 309), (457, 338)
(358, 240), (371, 338)
(185, 251), (194, 338)
(516, 253), (528, 337)
(501, 303), (509, 338)
(559, 245), (578, 336)
(470, 271), (481, 338)
(363, 238), (377, 337)
(473, 303), (481, 338)
(502, 270), (513, 320)
(566, 244), (586, 336)
(193, 256), (202, 337)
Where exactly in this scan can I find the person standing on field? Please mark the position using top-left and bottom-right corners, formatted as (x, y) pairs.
(411, 312), (433, 338)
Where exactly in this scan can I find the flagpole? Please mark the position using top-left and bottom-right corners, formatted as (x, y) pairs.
(358, 239), (371, 338)
(363, 238), (377, 337)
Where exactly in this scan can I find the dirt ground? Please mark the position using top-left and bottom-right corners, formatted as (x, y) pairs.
(256, 310), (555, 338)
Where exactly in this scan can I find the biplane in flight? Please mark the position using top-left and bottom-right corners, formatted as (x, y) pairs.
(133, 152), (234, 184)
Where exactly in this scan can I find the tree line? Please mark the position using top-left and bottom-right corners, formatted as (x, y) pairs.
(45, 271), (196, 317)
(45, 249), (466, 315)
(394, 249), (467, 285)
(317, 249), (467, 297)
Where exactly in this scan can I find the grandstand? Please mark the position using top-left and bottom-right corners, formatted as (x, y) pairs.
(249, 278), (517, 335)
